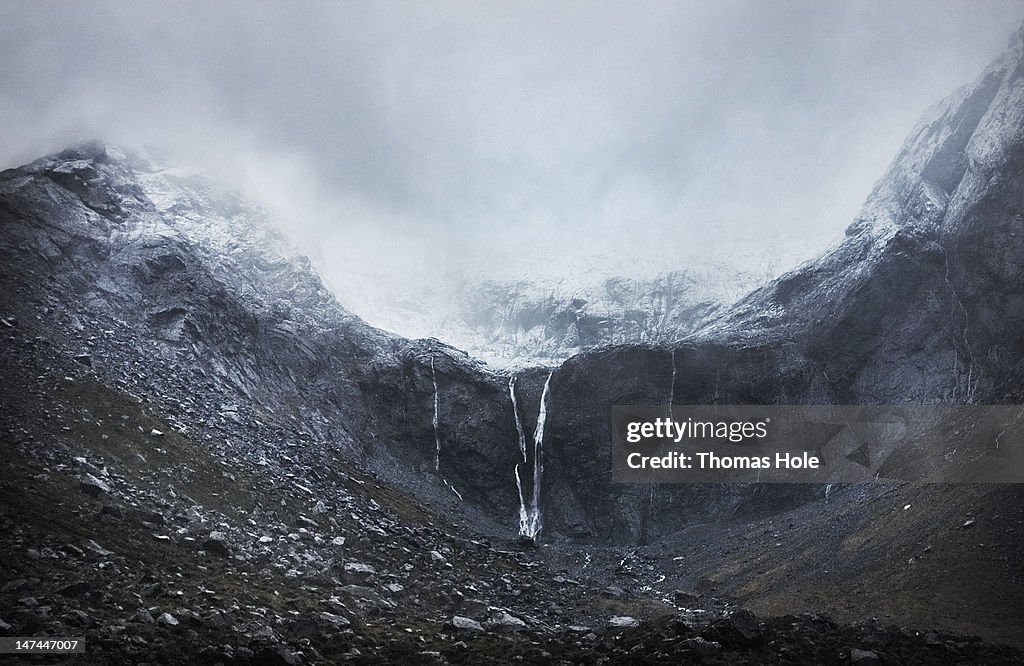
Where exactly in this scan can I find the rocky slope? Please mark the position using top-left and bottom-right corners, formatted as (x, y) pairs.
(2, 275), (1021, 662)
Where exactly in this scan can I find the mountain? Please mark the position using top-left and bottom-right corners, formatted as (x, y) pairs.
(0, 141), (804, 545)
(2, 24), (1024, 665)
(334, 265), (764, 368)
(0, 142), (528, 520)
(696, 22), (1024, 404)
(535, 20), (1024, 540)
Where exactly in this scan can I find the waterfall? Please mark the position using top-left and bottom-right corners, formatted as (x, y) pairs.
(525, 371), (553, 539)
(668, 348), (676, 420)
(431, 356), (440, 471)
(509, 376), (530, 536)
(431, 356), (463, 502)
(510, 371), (553, 542)
(443, 478), (464, 501)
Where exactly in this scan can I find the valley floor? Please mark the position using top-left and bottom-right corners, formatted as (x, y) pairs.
(1, 331), (1023, 664)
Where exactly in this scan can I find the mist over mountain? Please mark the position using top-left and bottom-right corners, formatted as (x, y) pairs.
(4, 1), (1024, 331)
(3, 5), (1024, 666)
(347, 264), (768, 368)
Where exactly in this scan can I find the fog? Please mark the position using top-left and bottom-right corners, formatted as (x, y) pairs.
(2, 1), (1023, 335)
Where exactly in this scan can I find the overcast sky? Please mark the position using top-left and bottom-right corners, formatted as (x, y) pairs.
(2, 1), (1023, 327)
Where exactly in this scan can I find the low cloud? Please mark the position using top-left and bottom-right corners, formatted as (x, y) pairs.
(2, 1), (1022, 331)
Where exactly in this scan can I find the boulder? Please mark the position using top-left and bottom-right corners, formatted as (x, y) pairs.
(79, 473), (110, 497)
(608, 616), (640, 629)
(202, 531), (231, 557)
(704, 609), (764, 648)
(451, 616), (483, 632)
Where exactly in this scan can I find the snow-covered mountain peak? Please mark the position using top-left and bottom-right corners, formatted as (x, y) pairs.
(848, 21), (1024, 240)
